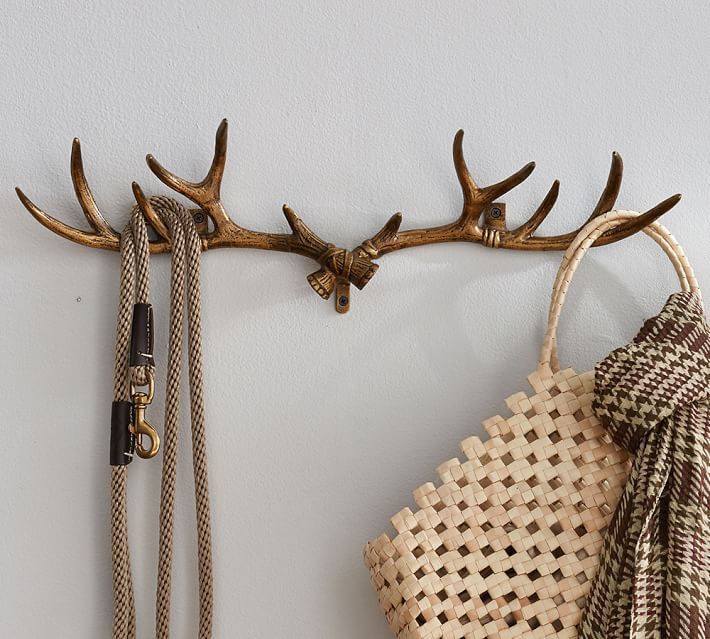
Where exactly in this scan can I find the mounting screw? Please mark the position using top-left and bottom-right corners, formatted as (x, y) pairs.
(193, 212), (205, 224)
(490, 207), (502, 219)
(338, 295), (349, 307)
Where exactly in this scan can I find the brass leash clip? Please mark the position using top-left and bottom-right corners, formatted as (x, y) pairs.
(130, 369), (160, 459)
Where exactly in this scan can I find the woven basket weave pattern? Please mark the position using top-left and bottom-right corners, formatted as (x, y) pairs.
(364, 365), (631, 639)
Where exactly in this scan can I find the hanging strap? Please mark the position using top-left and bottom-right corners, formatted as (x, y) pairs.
(109, 197), (213, 639)
(538, 209), (699, 374)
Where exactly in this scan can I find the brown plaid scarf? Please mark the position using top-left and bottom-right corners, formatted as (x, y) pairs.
(578, 292), (710, 638)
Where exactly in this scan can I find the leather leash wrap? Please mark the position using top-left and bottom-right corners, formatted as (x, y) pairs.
(110, 400), (134, 466)
(109, 196), (214, 639)
(129, 303), (154, 368)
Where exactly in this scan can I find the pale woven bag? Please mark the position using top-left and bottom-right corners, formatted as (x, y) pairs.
(364, 210), (698, 639)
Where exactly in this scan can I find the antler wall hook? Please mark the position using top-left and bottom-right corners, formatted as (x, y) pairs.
(17, 120), (681, 313)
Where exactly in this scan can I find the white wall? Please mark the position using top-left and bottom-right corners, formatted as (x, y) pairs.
(2, 2), (708, 637)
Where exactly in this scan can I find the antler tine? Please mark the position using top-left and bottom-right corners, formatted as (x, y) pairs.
(146, 118), (232, 230)
(371, 213), (403, 245)
(509, 180), (561, 240)
(281, 204), (332, 255)
(588, 151), (623, 221)
(592, 194), (682, 246)
(452, 129), (478, 213)
(131, 182), (172, 244)
(510, 152), (619, 241)
(15, 186), (116, 248)
(454, 129), (535, 223)
(70, 138), (118, 236)
(15, 137), (120, 250)
(502, 152), (677, 250)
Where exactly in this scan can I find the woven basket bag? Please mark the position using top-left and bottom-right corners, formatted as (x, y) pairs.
(364, 210), (699, 639)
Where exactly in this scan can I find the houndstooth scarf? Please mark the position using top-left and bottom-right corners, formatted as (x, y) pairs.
(578, 292), (710, 639)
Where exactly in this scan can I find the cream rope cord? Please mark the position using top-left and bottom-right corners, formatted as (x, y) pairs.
(110, 197), (213, 639)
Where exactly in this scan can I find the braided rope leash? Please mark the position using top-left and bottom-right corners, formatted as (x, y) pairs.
(109, 197), (213, 639)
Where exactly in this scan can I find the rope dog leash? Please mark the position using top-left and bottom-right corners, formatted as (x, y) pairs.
(109, 197), (213, 638)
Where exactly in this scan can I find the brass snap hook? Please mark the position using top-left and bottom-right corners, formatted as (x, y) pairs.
(131, 393), (160, 459)
(130, 369), (160, 459)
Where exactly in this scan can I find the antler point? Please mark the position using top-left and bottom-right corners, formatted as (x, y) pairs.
(216, 119), (229, 143)
(71, 138), (83, 163)
(387, 212), (404, 230)
(453, 129), (465, 152)
(132, 183), (171, 242)
(145, 153), (167, 176)
(15, 187), (35, 213)
(131, 181), (147, 204)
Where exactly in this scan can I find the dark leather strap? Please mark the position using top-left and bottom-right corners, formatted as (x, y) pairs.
(110, 400), (135, 466)
(129, 303), (154, 367)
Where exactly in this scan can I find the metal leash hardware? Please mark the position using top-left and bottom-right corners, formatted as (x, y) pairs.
(127, 298), (159, 460)
(129, 368), (160, 459)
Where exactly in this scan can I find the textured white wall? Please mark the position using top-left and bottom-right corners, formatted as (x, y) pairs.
(2, 2), (709, 637)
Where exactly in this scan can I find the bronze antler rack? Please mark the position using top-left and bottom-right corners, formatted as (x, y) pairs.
(17, 120), (681, 313)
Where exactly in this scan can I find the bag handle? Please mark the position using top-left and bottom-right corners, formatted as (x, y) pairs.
(538, 210), (699, 373)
